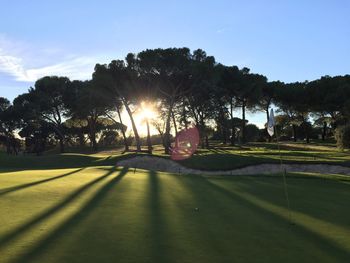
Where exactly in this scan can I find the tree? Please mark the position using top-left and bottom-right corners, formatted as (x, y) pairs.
(64, 118), (89, 148)
(307, 75), (350, 137)
(187, 49), (216, 148)
(64, 80), (113, 151)
(93, 60), (142, 152)
(136, 48), (192, 154)
(0, 97), (20, 154)
(217, 65), (240, 145)
(245, 124), (260, 142)
(335, 125), (350, 149)
(235, 69), (265, 143)
(274, 82), (306, 141)
(30, 76), (70, 152)
(12, 93), (56, 155)
(131, 62), (159, 154)
(217, 65), (266, 144)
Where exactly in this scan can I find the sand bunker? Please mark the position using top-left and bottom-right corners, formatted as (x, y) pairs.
(117, 156), (350, 176)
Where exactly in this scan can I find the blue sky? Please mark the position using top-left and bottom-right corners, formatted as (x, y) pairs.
(0, 0), (349, 127)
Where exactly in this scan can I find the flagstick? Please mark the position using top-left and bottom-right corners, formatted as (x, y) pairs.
(274, 126), (293, 225)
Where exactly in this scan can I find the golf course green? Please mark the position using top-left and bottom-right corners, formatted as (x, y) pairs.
(1, 149), (350, 262)
(1, 2), (349, 262)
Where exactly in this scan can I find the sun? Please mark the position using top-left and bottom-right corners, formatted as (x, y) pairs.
(120, 101), (159, 136)
(139, 102), (157, 121)
(132, 102), (159, 136)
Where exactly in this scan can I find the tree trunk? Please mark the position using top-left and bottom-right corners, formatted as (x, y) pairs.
(116, 107), (129, 152)
(164, 103), (174, 154)
(322, 121), (327, 141)
(79, 130), (85, 148)
(172, 111), (178, 137)
(205, 135), (209, 148)
(230, 98), (235, 146)
(59, 137), (65, 153)
(34, 134), (42, 156)
(241, 100), (246, 143)
(199, 114), (206, 148)
(91, 136), (97, 151)
(292, 124), (297, 142)
(182, 98), (188, 129)
(172, 110), (180, 148)
(88, 118), (98, 151)
(6, 137), (11, 155)
(222, 120), (227, 145)
(146, 118), (152, 154)
(53, 124), (65, 153)
(11, 138), (18, 155)
(158, 130), (165, 147)
(122, 99), (141, 152)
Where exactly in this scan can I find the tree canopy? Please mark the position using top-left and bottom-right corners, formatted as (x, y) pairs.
(1, 47), (350, 154)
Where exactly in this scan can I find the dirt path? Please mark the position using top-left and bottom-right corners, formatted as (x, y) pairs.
(117, 156), (350, 176)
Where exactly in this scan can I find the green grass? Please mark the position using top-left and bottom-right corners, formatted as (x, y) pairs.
(2, 142), (350, 171)
(0, 166), (350, 262)
(0, 151), (138, 170)
(179, 142), (350, 170)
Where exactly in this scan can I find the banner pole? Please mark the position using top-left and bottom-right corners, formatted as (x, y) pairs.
(274, 124), (293, 224)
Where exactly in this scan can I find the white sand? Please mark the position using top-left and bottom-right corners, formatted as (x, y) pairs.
(117, 156), (350, 176)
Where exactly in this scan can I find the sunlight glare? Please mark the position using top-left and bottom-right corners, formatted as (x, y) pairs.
(128, 101), (159, 136)
(139, 101), (157, 121)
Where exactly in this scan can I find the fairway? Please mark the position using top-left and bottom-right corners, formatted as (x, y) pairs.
(1, 2), (350, 262)
(1, 167), (350, 263)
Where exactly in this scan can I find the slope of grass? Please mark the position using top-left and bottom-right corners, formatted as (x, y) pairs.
(0, 151), (137, 170)
(179, 142), (350, 170)
(0, 167), (349, 263)
(1, 142), (350, 171)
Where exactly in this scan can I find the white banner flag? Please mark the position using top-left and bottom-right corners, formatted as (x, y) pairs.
(267, 108), (275, 137)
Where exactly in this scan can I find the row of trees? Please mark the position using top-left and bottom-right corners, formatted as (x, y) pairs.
(1, 47), (350, 155)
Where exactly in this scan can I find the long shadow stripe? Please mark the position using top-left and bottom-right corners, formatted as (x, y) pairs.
(0, 167), (116, 249)
(147, 170), (169, 262)
(204, 178), (350, 261)
(0, 168), (85, 196)
(11, 167), (128, 263)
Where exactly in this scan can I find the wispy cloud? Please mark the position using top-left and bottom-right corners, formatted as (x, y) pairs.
(0, 52), (27, 80)
(216, 27), (230, 34)
(0, 52), (96, 82)
(23, 57), (96, 82)
(0, 36), (99, 82)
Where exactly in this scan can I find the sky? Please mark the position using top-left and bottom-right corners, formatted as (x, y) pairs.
(0, 0), (349, 129)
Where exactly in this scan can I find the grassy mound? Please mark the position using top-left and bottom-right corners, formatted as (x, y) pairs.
(0, 167), (349, 262)
(3, 142), (349, 171)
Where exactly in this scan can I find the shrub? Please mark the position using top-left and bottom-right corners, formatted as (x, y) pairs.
(335, 125), (350, 149)
(245, 124), (260, 142)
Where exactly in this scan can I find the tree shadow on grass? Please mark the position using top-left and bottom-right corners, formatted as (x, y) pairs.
(9, 166), (128, 263)
(0, 168), (85, 197)
(179, 153), (275, 170)
(248, 142), (338, 152)
(168, 175), (241, 261)
(229, 176), (350, 230)
(203, 178), (350, 262)
(146, 170), (170, 263)
(0, 166), (118, 250)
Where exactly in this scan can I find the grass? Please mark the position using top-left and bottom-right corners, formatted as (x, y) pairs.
(0, 151), (138, 170)
(179, 142), (350, 170)
(1, 142), (349, 262)
(0, 166), (350, 262)
(2, 142), (350, 171)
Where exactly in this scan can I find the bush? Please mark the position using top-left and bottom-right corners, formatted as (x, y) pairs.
(245, 124), (260, 142)
(335, 125), (350, 149)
